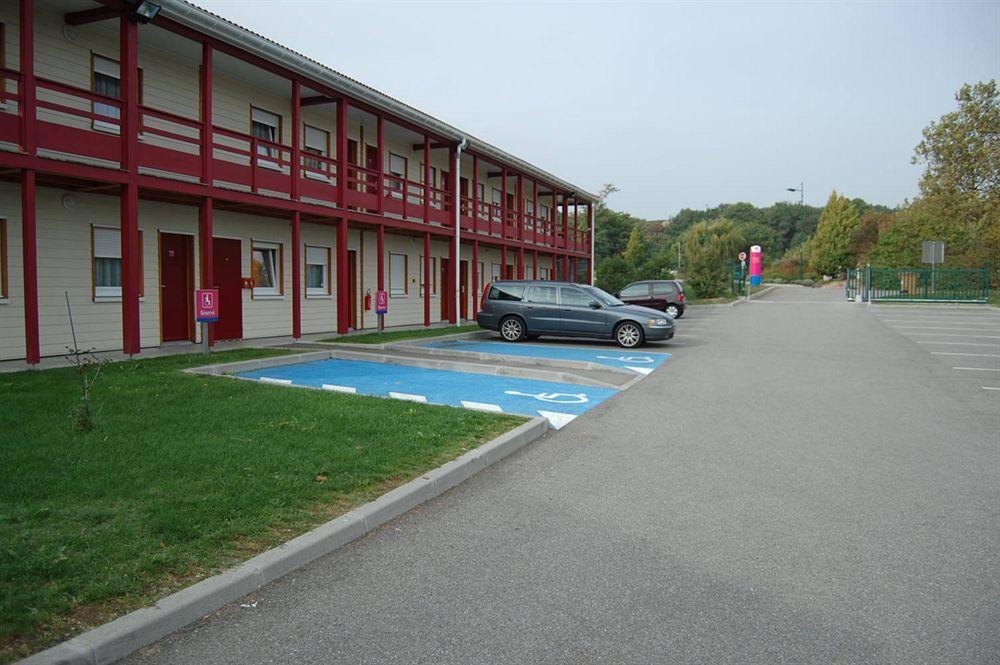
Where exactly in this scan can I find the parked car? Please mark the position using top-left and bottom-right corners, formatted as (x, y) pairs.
(476, 281), (674, 348)
(616, 280), (686, 318)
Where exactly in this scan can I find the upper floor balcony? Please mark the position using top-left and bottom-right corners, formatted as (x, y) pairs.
(0, 0), (593, 255)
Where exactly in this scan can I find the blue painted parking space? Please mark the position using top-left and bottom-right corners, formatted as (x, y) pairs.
(421, 339), (671, 375)
(235, 359), (618, 429)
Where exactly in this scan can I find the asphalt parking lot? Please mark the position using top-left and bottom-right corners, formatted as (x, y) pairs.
(868, 305), (1000, 408)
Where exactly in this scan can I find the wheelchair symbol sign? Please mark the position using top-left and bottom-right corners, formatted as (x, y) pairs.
(504, 390), (589, 404)
(596, 355), (654, 364)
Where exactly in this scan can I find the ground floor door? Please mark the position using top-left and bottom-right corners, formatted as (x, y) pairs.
(459, 260), (469, 320)
(440, 258), (450, 321)
(212, 237), (243, 340)
(159, 233), (194, 342)
(348, 250), (358, 329)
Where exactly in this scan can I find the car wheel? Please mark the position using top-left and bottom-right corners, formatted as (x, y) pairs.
(665, 304), (680, 319)
(500, 316), (526, 342)
(615, 321), (644, 348)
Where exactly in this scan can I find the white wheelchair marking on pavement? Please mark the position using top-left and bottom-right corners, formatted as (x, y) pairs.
(259, 377), (292, 385)
(596, 355), (655, 363)
(538, 410), (577, 429)
(504, 390), (589, 404)
(322, 384), (357, 393)
(626, 366), (653, 375)
(461, 401), (504, 412)
(389, 392), (427, 402)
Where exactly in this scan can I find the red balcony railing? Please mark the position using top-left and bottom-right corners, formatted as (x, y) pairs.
(0, 68), (23, 147)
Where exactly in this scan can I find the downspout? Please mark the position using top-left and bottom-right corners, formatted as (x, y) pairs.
(454, 136), (468, 325)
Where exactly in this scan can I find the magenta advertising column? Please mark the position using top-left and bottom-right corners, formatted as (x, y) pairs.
(749, 245), (763, 285)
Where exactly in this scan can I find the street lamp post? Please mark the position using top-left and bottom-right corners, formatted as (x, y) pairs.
(786, 183), (804, 280)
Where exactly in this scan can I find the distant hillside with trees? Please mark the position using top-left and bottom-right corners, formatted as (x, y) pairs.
(594, 79), (998, 298)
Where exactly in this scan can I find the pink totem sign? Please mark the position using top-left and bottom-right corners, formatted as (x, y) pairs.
(195, 288), (219, 322)
(375, 290), (388, 315)
(749, 245), (763, 286)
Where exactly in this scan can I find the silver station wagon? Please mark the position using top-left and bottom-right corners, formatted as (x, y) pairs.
(476, 281), (675, 348)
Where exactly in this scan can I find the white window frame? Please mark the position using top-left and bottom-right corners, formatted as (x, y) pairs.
(387, 153), (406, 199)
(251, 240), (282, 298)
(389, 252), (408, 297)
(305, 245), (331, 297)
(251, 107), (281, 169)
(491, 262), (502, 283)
(303, 124), (330, 181)
(91, 225), (143, 301)
(92, 54), (121, 135)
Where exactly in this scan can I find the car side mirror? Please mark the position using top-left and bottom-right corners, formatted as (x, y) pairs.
(589, 301), (601, 309)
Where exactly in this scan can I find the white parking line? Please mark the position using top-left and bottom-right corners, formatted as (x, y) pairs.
(322, 384), (357, 393)
(952, 367), (1000, 372)
(259, 377), (292, 385)
(983, 387), (1000, 391)
(460, 401), (504, 412)
(389, 392), (427, 402)
(892, 326), (1000, 331)
(931, 352), (1000, 358)
(879, 318), (1000, 323)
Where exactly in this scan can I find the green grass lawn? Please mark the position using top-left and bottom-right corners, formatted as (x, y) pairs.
(0, 349), (521, 661)
(322, 323), (481, 344)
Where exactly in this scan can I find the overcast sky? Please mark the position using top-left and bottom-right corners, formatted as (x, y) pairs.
(197, 1), (998, 218)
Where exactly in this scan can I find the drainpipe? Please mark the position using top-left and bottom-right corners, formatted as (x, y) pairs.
(454, 136), (467, 325)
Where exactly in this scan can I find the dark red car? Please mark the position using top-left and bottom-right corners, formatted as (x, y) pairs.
(616, 280), (686, 318)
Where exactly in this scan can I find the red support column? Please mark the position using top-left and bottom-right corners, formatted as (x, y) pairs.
(517, 247), (525, 280)
(120, 14), (140, 355)
(423, 231), (431, 327)
(532, 179), (539, 245)
(376, 224), (385, 292)
(18, 0), (35, 156)
(21, 170), (39, 364)
(199, 198), (215, 346)
(448, 145), (458, 324)
(337, 99), (348, 209)
(551, 252), (558, 280)
(200, 44), (212, 184)
(516, 172), (524, 242)
(562, 195), (569, 250)
(423, 136), (430, 224)
(501, 167), (507, 237)
(563, 254), (570, 283)
(501, 244), (508, 279)
(471, 154), (479, 234)
(376, 115), (384, 216)
(533, 250), (539, 281)
(291, 80), (301, 197)
(290, 212), (301, 338)
(472, 239), (479, 316)
(573, 202), (578, 252)
(336, 217), (349, 334)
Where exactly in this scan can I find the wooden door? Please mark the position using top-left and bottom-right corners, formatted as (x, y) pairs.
(459, 260), (469, 320)
(159, 233), (194, 342)
(440, 258), (449, 321)
(212, 237), (243, 340)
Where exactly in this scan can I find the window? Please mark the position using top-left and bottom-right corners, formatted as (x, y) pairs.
(477, 183), (485, 201)
(526, 285), (558, 304)
(539, 203), (550, 221)
(0, 218), (7, 301)
(560, 287), (593, 308)
(491, 262), (502, 282)
(388, 153), (406, 198)
(92, 226), (143, 299)
(488, 284), (524, 301)
(652, 282), (676, 296)
(251, 107), (281, 163)
(303, 125), (329, 178)
(419, 255), (436, 296)
(620, 283), (650, 299)
(539, 266), (550, 280)
(305, 245), (330, 296)
(491, 187), (503, 205)
(389, 252), (407, 296)
(92, 54), (120, 133)
(251, 241), (282, 297)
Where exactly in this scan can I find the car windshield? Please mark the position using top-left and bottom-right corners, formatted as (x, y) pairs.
(582, 285), (625, 307)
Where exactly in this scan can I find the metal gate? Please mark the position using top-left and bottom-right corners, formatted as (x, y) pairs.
(846, 267), (989, 303)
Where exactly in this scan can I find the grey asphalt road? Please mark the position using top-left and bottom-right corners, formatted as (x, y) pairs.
(126, 285), (1000, 665)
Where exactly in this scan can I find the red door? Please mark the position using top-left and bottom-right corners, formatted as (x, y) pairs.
(159, 233), (194, 342)
(440, 258), (450, 321)
(348, 250), (358, 329)
(212, 237), (243, 340)
(459, 260), (469, 320)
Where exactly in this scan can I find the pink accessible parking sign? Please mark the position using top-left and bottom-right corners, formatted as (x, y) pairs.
(195, 288), (219, 322)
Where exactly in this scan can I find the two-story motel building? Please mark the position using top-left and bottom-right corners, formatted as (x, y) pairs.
(0, 0), (596, 364)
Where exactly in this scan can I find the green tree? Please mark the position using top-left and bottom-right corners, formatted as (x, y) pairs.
(867, 198), (972, 268)
(913, 80), (999, 234)
(681, 219), (745, 298)
(595, 255), (635, 294)
(809, 191), (861, 275)
(623, 225), (649, 265)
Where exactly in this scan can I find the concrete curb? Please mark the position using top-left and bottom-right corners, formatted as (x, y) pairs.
(19, 417), (549, 665)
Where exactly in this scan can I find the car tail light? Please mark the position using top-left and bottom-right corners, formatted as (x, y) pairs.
(678, 292), (685, 302)
(480, 282), (491, 310)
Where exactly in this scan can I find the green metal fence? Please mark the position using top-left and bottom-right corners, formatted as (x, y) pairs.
(729, 261), (746, 296)
(846, 267), (989, 303)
